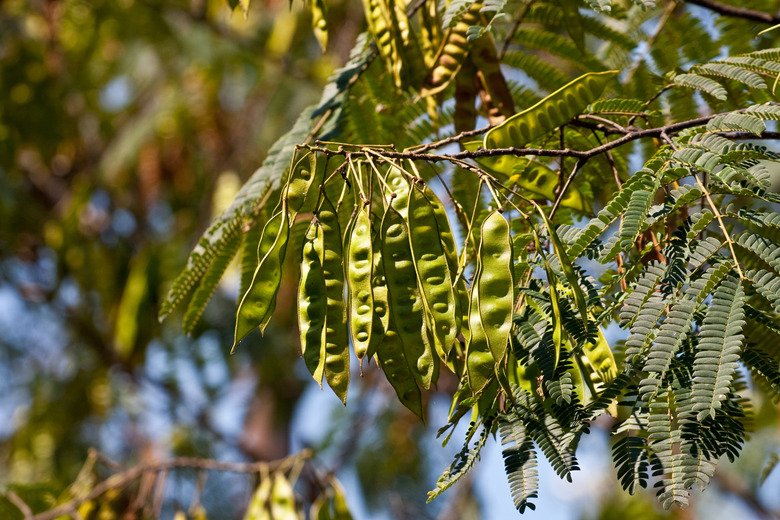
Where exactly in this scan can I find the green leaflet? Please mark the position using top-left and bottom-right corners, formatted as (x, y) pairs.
(538, 209), (590, 332)
(233, 207), (289, 349)
(691, 275), (746, 421)
(182, 229), (242, 334)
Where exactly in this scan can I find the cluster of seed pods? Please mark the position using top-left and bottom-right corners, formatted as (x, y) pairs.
(234, 149), (518, 418)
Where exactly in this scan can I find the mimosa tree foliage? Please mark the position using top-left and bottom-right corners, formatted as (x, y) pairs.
(163, 0), (780, 514)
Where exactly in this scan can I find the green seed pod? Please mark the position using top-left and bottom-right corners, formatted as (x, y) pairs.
(311, 0), (328, 51)
(319, 195), (350, 404)
(285, 150), (323, 216)
(361, 0), (403, 88)
(469, 71), (617, 190)
(375, 313), (424, 420)
(408, 185), (457, 360)
(298, 220), (327, 385)
(483, 70), (618, 153)
(381, 206), (436, 389)
(477, 211), (514, 364)
(386, 165), (410, 217)
(346, 207), (375, 365)
(366, 211), (389, 362)
(462, 148), (591, 212)
(234, 205), (290, 349)
(465, 260), (493, 394)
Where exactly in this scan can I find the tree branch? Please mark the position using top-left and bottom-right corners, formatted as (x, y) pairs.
(23, 452), (312, 520)
(685, 0), (780, 25)
(312, 108), (777, 165)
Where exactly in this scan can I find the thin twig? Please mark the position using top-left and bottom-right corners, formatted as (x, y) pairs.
(6, 491), (33, 519)
(406, 124), (493, 154)
(693, 173), (744, 279)
(550, 158), (588, 218)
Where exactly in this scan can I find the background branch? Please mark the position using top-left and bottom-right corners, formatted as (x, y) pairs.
(685, 0), (780, 25)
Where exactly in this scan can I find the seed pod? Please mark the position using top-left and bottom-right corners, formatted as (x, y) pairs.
(386, 165), (410, 217)
(346, 207), (375, 365)
(234, 205), (290, 349)
(471, 35), (515, 121)
(285, 150), (323, 216)
(298, 220), (327, 385)
(319, 195), (350, 404)
(361, 0), (404, 88)
(311, 0), (328, 51)
(375, 314), (424, 419)
(419, 0), (441, 68)
(366, 211), (389, 362)
(408, 185), (457, 360)
(421, 184), (468, 343)
(454, 56), (478, 135)
(381, 206), (436, 389)
(425, 0), (483, 96)
(480, 70), (618, 174)
(465, 258), (493, 394)
(477, 211), (514, 364)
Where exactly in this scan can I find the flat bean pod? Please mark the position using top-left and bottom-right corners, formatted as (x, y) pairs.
(319, 196), (350, 404)
(381, 207), (436, 389)
(478, 70), (618, 175)
(420, 184), (467, 339)
(234, 205), (290, 349)
(477, 211), (514, 364)
(386, 166), (410, 217)
(311, 0), (328, 51)
(465, 259), (493, 394)
(485, 70), (618, 149)
(408, 185), (457, 360)
(366, 211), (389, 362)
(361, 0), (403, 88)
(425, 0), (483, 95)
(285, 150), (323, 216)
(298, 220), (327, 385)
(375, 314), (424, 419)
(462, 145), (590, 211)
(346, 208), (375, 365)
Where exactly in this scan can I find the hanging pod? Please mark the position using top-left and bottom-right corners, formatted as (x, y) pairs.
(407, 184), (458, 361)
(381, 206), (437, 389)
(345, 207), (375, 367)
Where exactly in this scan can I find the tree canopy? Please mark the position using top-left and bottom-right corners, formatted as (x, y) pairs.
(5, 0), (780, 519)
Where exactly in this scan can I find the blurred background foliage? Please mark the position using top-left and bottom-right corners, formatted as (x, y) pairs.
(2, 0), (780, 519)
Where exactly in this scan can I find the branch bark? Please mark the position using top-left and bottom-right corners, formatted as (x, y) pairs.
(685, 0), (780, 25)
(22, 452), (311, 520)
(311, 107), (779, 165)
